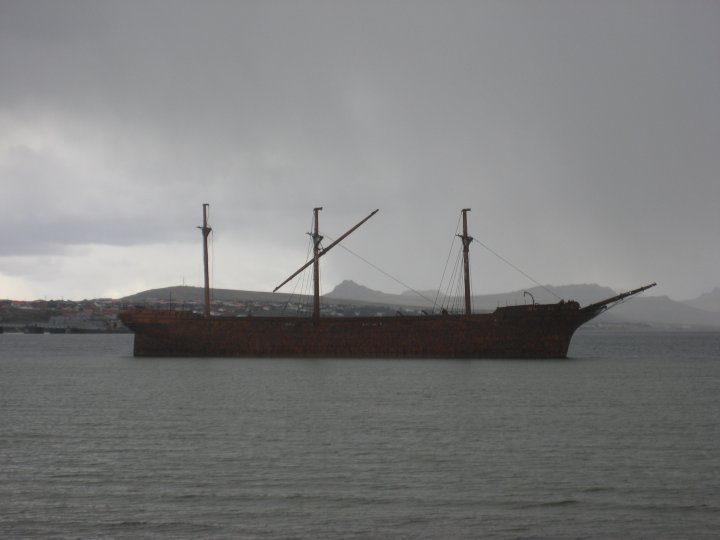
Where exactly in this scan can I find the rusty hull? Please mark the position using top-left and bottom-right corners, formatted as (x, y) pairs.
(119, 300), (598, 359)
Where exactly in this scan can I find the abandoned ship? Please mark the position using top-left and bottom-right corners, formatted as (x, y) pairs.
(119, 204), (655, 358)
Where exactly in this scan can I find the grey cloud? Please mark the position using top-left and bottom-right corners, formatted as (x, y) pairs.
(1, 1), (718, 299)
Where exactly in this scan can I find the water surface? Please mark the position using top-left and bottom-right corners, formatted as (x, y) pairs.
(1, 331), (718, 538)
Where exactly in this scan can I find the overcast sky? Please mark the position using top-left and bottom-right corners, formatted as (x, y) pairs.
(1, 0), (718, 302)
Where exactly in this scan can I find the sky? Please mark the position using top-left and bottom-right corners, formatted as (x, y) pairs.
(1, 0), (718, 302)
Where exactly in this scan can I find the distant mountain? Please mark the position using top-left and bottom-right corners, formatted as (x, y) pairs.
(599, 296), (720, 329)
(325, 280), (432, 307)
(325, 280), (396, 304)
(466, 284), (617, 311)
(330, 282), (619, 311)
(683, 288), (720, 313)
(327, 281), (720, 329)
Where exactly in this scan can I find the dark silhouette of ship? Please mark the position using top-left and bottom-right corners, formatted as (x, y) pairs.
(119, 205), (655, 358)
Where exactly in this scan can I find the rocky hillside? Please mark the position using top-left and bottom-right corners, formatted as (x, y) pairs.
(684, 288), (720, 313)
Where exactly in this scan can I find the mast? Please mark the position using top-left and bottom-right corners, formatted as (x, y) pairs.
(199, 203), (212, 317)
(312, 207), (323, 321)
(459, 208), (473, 315)
(273, 209), (379, 293)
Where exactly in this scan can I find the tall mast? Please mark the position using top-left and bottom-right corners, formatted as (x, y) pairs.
(459, 208), (473, 315)
(199, 203), (212, 317)
(274, 209), (379, 293)
(312, 207), (323, 321)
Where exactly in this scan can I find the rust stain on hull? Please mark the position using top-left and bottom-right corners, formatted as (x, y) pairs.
(119, 301), (599, 359)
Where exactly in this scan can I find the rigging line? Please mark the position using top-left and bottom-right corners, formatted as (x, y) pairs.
(294, 211), (319, 314)
(299, 238), (315, 312)
(282, 237), (314, 313)
(323, 234), (436, 305)
(206, 205), (213, 303)
(439, 248), (461, 312)
(471, 238), (563, 301)
(210, 228), (214, 304)
(434, 212), (463, 312)
(441, 248), (460, 311)
(464, 242), (475, 310)
(454, 280), (463, 312)
(599, 288), (651, 313)
(449, 250), (463, 310)
(282, 266), (302, 314)
(296, 252), (314, 314)
(450, 250), (464, 312)
(280, 211), (315, 312)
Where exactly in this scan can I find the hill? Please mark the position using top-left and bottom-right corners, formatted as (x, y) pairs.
(600, 296), (720, 329)
(325, 280), (405, 305)
(684, 288), (720, 313)
(326, 281), (618, 310)
(325, 280), (433, 307)
(122, 285), (300, 305)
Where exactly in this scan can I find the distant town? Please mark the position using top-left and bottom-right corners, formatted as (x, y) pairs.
(0, 291), (426, 334)
(1, 298), (127, 334)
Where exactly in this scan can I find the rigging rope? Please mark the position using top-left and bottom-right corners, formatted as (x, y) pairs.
(206, 206), (213, 303)
(282, 237), (315, 314)
(210, 226), (214, 305)
(434, 213), (462, 312)
(322, 234), (436, 305)
(280, 213), (564, 314)
(471, 238), (562, 301)
(449, 250), (465, 312)
(440, 248), (463, 313)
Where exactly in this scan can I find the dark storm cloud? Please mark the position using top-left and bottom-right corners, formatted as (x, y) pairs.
(1, 0), (718, 299)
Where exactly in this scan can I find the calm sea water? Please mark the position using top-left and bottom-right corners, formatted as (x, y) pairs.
(1, 330), (718, 539)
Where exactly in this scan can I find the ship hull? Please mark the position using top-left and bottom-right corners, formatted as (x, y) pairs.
(119, 302), (599, 359)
